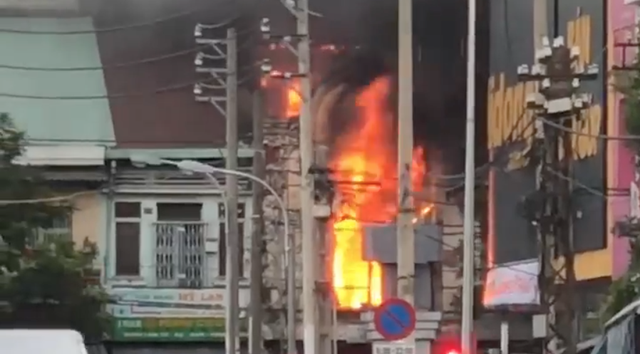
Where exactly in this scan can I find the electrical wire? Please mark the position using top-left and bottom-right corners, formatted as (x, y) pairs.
(0, 188), (536, 277)
(546, 167), (628, 199)
(0, 46), (203, 72)
(0, 188), (541, 278)
(0, 27), (257, 72)
(540, 117), (640, 141)
(0, 3), (234, 35)
(0, 191), (96, 205)
(426, 111), (534, 183)
(0, 61), (259, 100)
(23, 137), (252, 146)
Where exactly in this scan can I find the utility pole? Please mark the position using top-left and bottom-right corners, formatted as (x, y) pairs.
(461, 0), (477, 352)
(517, 37), (598, 354)
(250, 90), (266, 354)
(225, 27), (241, 354)
(397, 0), (416, 322)
(193, 26), (239, 354)
(260, 0), (314, 351)
(295, 1), (317, 353)
(310, 146), (335, 354)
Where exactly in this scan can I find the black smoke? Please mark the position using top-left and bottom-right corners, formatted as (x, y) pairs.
(309, 0), (473, 174)
(85, 0), (483, 171)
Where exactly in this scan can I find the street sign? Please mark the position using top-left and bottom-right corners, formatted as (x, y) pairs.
(372, 341), (416, 354)
(373, 298), (417, 341)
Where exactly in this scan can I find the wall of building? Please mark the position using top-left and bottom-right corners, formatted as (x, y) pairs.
(609, 0), (638, 279)
(71, 192), (103, 247)
(104, 194), (250, 286)
(487, 0), (608, 280)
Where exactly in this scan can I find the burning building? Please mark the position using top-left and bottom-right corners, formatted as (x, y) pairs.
(258, 0), (475, 347)
(263, 46), (466, 315)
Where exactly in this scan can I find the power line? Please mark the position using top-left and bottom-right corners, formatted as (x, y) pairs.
(0, 186), (539, 277)
(0, 3), (234, 35)
(540, 117), (640, 141)
(428, 111), (534, 181)
(0, 191), (96, 204)
(0, 28), (256, 72)
(0, 62), (258, 99)
(0, 46), (202, 72)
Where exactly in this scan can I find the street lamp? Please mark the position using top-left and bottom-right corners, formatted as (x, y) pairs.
(129, 156), (293, 341)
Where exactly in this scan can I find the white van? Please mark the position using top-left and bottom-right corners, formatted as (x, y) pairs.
(0, 329), (89, 354)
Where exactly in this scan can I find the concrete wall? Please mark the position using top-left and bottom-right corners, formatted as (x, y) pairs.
(71, 192), (102, 247)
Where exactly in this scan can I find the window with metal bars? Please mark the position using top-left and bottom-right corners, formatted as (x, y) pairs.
(154, 203), (205, 288)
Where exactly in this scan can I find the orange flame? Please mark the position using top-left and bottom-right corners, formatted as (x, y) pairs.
(330, 76), (427, 309)
(286, 80), (302, 118)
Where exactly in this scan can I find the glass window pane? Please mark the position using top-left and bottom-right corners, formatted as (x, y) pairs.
(115, 222), (140, 276)
(115, 202), (141, 218)
(157, 203), (202, 221)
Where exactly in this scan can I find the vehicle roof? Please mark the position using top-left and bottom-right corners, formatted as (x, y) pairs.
(0, 329), (85, 354)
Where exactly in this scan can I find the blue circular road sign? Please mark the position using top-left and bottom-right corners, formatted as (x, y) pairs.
(373, 298), (417, 341)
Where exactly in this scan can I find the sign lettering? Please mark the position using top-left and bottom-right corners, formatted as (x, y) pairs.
(487, 14), (601, 169)
(486, 73), (537, 151)
(567, 15), (591, 71)
(178, 291), (223, 303)
(557, 107), (601, 160)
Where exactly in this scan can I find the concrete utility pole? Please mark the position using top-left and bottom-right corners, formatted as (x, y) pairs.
(461, 0), (477, 351)
(193, 26), (240, 354)
(260, 0), (314, 351)
(294, 1), (317, 353)
(250, 90), (266, 354)
(310, 146), (334, 354)
(517, 37), (598, 354)
(531, 1), (549, 353)
(397, 0), (416, 320)
(225, 27), (241, 354)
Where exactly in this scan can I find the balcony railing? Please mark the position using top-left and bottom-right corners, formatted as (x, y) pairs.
(153, 221), (208, 288)
(34, 227), (72, 245)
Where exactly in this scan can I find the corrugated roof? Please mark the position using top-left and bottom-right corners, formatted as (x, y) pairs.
(0, 18), (115, 145)
(94, 0), (253, 149)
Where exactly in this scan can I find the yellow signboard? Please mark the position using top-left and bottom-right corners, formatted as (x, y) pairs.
(486, 13), (611, 281)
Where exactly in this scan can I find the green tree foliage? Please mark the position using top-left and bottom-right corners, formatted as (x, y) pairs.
(0, 113), (109, 340)
(602, 235), (640, 321)
(603, 59), (640, 321)
(616, 66), (640, 146)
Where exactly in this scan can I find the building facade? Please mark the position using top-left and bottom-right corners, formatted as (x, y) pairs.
(610, 0), (640, 279)
(484, 0), (624, 345)
(0, 1), (260, 352)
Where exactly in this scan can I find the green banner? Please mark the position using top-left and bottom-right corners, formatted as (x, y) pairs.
(113, 317), (241, 342)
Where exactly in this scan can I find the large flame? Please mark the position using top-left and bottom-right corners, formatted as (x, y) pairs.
(286, 80), (302, 118)
(330, 77), (427, 309)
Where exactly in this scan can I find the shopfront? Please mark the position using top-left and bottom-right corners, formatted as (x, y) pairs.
(105, 288), (249, 354)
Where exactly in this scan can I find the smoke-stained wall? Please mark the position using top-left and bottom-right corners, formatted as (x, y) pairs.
(487, 0), (607, 278)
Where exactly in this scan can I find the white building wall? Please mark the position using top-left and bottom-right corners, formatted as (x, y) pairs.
(105, 194), (253, 288)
